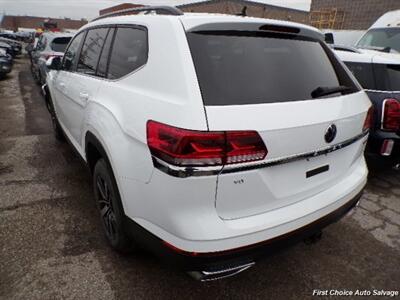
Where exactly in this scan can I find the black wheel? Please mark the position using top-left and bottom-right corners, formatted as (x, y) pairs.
(93, 158), (133, 253)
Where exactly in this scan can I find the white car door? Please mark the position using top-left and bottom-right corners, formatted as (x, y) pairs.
(64, 27), (113, 148)
(53, 31), (85, 146)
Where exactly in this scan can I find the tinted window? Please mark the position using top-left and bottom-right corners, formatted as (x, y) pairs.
(374, 64), (400, 91)
(108, 27), (147, 79)
(51, 37), (72, 52)
(97, 28), (114, 78)
(77, 28), (109, 75)
(187, 31), (351, 105)
(345, 62), (376, 90)
(62, 32), (85, 71)
(357, 28), (400, 53)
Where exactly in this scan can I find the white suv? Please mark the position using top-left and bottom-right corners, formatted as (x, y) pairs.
(45, 6), (372, 280)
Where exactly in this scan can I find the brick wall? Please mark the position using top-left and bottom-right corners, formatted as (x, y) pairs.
(1, 15), (87, 31)
(99, 4), (143, 16)
(178, 0), (309, 24)
(311, 0), (400, 29)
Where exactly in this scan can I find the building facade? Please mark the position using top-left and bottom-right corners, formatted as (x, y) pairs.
(99, 3), (143, 16)
(311, 0), (400, 29)
(0, 15), (87, 32)
(178, 0), (309, 24)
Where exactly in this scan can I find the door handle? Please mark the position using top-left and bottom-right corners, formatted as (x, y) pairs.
(79, 92), (89, 101)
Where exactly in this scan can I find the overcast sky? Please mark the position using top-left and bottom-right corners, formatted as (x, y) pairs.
(0, 0), (311, 20)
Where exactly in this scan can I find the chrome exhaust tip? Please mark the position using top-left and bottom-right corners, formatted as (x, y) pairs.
(188, 262), (255, 281)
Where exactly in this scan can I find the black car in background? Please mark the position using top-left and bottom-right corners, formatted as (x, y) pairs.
(0, 49), (13, 79)
(0, 37), (22, 56)
(334, 47), (400, 166)
(0, 41), (15, 58)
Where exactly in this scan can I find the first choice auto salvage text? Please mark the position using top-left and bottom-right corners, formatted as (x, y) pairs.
(312, 289), (399, 297)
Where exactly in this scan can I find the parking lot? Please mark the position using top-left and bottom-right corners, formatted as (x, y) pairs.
(0, 57), (399, 299)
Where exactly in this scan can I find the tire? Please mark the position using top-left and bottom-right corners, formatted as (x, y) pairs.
(93, 158), (134, 253)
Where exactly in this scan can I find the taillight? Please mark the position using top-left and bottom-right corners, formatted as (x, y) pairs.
(147, 121), (267, 167)
(363, 106), (374, 132)
(382, 99), (400, 131)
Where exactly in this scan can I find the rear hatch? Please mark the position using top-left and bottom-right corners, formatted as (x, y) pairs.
(186, 24), (371, 220)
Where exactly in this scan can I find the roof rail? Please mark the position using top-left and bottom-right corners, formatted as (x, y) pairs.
(92, 6), (184, 22)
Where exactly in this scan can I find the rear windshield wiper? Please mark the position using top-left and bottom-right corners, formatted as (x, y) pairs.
(311, 85), (353, 99)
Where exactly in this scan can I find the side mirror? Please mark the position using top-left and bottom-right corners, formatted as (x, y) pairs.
(325, 33), (334, 44)
(46, 56), (62, 70)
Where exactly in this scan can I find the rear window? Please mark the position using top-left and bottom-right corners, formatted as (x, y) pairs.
(345, 62), (400, 91)
(345, 62), (375, 89)
(51, 37), (72, 52)
(187, 31), (351, 106)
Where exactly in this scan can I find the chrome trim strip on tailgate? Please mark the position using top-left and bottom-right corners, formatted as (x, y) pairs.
(152, 130), (369, 178)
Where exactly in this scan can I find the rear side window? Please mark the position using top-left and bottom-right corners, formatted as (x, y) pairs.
(51, 37), (72, 52)
(345, 62), (376, 90)
(62, 31), (85, 71)
(97, 28), (114, 78)
(187, 31), (355, 105)
(107, 27), (147, 79)
(77, 28), (109, 75)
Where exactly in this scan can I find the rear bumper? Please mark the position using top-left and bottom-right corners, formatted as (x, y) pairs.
(124, 189), (363, 271)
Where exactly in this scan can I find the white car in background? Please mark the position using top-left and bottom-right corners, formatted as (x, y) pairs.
(44, 6), (372, 280)
(356, 9), (400, 53)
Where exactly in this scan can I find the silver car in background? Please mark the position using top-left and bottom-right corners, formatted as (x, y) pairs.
(31, 32), (72, 85)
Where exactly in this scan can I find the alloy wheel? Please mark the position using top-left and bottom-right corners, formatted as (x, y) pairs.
(96, 175), (117, 241)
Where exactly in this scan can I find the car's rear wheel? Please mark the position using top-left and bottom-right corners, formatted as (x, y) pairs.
(93, 158), (134, 253)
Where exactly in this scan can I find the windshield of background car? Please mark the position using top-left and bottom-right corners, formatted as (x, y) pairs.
(51, 37), (72, 52)
(357, 28), (400, 53)
(187, 30), (356, 105)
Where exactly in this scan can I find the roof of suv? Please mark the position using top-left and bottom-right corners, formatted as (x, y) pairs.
(86, 12), (323, 41)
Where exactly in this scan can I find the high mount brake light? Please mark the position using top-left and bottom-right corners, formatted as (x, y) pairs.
(382, 99), (400, 132)
(363, 106), (374, 132)
(147, 121), (268, 167)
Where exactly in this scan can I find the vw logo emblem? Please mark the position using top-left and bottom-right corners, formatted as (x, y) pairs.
(325, 124), (337, 143)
